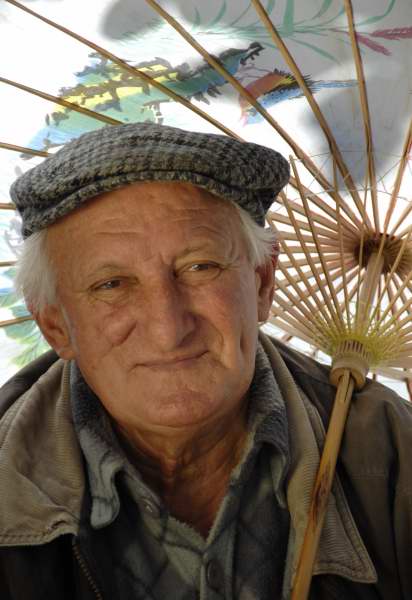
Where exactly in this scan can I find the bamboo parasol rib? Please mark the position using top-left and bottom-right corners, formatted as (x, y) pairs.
(270, 201), (358, 238)
(0, 261), (16, 267)
(0, 142), (49, 157)
(0, 315), (32, 328)
(288, 177), (364, 236)
(343, 0), (379, 232)
(390, 197), (412, 237)
(0, 76), (122, 126)
(386, 119), (412, 233)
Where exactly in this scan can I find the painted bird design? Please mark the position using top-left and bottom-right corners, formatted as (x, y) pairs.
(28, 43), (264, 153)
(240, 69), (357, 125)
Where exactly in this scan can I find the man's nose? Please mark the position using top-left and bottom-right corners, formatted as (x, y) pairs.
(142, 278), (196, 352)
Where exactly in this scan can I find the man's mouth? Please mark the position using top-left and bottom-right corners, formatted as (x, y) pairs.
(140, 351), (207, 369)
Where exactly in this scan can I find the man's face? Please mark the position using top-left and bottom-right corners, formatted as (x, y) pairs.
(39, 182), (274, 434)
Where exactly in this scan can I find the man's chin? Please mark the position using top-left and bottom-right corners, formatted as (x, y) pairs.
(135, 390), (226, 431)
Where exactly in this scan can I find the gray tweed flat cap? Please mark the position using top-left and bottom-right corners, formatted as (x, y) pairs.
(10, 122), (290, 237)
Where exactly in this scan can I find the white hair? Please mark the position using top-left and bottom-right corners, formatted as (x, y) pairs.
(14, 202), (277, 313)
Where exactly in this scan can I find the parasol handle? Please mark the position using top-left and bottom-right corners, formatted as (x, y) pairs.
(290, 369), (356, 600)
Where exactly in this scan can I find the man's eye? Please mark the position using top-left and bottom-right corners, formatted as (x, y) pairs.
(95, 279), (122, 291)
(178, 262), (222, 283)
(187, 263), (217, 272)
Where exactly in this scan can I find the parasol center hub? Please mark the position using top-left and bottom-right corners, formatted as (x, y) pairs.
(353, 233), (412, 275)
(330, 340), (372, 390)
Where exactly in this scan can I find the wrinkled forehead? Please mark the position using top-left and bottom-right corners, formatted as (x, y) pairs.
(45, 180), (244, 250)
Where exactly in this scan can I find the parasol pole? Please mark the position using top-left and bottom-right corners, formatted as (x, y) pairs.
(289, 162), (384, 600)
(290, 369), (356, 600)
(290, 279), (380, 599)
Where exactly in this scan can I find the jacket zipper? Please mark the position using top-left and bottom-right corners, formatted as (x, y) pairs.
(72, 538), (104, 600)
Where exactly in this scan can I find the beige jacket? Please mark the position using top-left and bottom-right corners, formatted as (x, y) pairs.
(0, 334), (411, 598)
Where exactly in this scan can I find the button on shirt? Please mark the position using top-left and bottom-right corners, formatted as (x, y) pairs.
(70, 342), (290, 599)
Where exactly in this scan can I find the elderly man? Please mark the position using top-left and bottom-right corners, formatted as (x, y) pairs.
(0, 123), (411, 600)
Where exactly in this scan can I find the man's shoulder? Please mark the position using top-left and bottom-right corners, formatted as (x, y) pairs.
(0, 350), (60, 419)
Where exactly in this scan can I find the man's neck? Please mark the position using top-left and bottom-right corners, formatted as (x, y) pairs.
(115, 402), (249, 537)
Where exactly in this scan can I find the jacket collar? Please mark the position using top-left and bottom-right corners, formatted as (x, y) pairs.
(0, 360), (84, 546)
(0, 337), (377, 591)
(259, 333), (377, 596)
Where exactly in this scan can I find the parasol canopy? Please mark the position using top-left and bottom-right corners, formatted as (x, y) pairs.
(1, 0), (412, 400)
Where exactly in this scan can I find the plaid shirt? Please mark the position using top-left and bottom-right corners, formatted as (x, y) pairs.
(71, 342), (290, 599)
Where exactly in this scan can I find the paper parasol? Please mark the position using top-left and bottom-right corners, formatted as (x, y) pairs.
(1, 0), (412, 594)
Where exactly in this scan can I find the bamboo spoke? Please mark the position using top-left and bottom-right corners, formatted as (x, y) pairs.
(277, 244), (345, 255)
(375, 365), (412, 380)
(277, 259), (355, 295)
(385, 118), (412, 233)
(0, 261), (17, 267)
(387, 345), (412, 357)
(0, 142), (49, 157)
(368, 228), (412, 325)
(279, 256), (356, 270)
(356, 213), (390, 326)
(383, 358), (412, 369)
(393, 212), (412, 240)
(288, 176), (363, 235)
(393, 274), (410, 307)
(278, 248), (354, 264)
(344, 0), (379, 232)
(5, 0), (240, 141)
(389, 199), (412, 238)
(275, 269), (322, 318)
(271, 222), (338, 328)
(270, 198), (358, 239)
(386, 280), (400, 318)
(376, 270), (412, 335)
(353, 186), (368, 324)
(335, 157), (352, 325)
(270, 213), (355, 248)
(0, 76), (121, 126)
(274, 273), (319, 315)
(278, 263), (343, 287)
(347, 270), (365, 303)
(278, 232), (349, 250)
(332, 265), (360, 300)
(289, 159), (345, 326)
(270, 299), (315, 339)
(399, 329), (412, 343)
(393, 302), (412, 331)
(0, 315), (32, 328)
(268, 318), (316, 346)
(0, 203), (16, 210)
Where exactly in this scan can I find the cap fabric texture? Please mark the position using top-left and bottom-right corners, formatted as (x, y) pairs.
(10, 122), (290, 238)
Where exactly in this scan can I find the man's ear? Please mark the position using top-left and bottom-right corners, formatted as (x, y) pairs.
(35, 305), (76, 360)
(256, 253), (277, 322)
